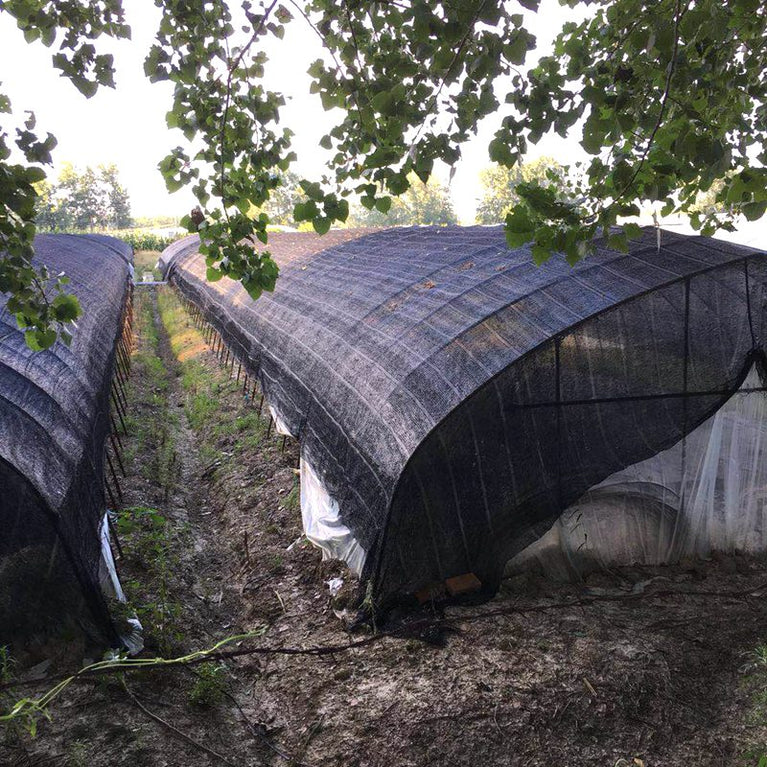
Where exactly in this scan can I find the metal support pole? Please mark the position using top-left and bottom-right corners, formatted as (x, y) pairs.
(111, 392), (128, 433)
(110, 416), (124, 450)
(109, 434), (126, 476)
(112, 381), (128, 417)
(104, 477), (119, 510)
(105, 451), (123, 502)
(113, 371), (129, 406)
(107, 514), (124, 559)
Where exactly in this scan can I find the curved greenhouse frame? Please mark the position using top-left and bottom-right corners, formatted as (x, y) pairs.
(162, 226), (767, 604)
(0, 234), (132, 642)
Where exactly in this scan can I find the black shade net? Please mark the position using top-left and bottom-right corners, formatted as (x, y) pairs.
(162, 226), (767, 605)
(0, 234), (132, 642)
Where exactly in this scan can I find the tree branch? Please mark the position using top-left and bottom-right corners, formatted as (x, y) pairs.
(613, 0), (685, 202)
(218, 0), (280, 214)
(122, 679), (237, 766)
(409, 0), (487, 153)
(283, 0), (366, 133)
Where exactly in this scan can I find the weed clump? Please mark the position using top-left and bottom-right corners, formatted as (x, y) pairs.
(188, 663), (228, 707)
(115, 507), (184, 656)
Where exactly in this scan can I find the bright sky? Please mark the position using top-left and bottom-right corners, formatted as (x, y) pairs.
(0, 0), (590, 222)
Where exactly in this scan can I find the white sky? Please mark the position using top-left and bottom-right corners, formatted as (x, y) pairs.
(0, 0), (589, 222)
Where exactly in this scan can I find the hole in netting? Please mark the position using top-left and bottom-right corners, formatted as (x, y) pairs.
(508, 364), (767, 580)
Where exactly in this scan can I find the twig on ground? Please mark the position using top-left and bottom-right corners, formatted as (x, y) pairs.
(215, 679), (314, 767)
(5, 579), (767, 702)
(122, 678), (237, 767)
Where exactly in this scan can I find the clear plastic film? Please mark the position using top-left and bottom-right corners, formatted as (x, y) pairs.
(509, 365), (767, 578)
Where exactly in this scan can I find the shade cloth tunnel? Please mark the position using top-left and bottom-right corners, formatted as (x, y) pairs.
(0, 234), (132, 643)
(161, 225), (767, 604)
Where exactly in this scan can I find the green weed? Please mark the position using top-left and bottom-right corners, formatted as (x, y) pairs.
(126, 292), (178, 488)
(116, 507), (184, 656)
(188, 663), (228, 707)
(0, 646), (15, 685)
(66, 740), (88, 767)
(157, 288), (265, 465)
(284, 477), (300, 513)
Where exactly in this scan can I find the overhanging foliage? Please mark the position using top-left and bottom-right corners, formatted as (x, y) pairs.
(1, 0), (765, 347)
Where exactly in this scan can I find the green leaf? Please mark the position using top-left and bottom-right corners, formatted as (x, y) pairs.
(531, 244), (550, 265)
(371, 91), (395, 115)
(388, 174), (409, 195)
(73, 78), (99, 99)
(504, 32), (530, 65)
(25, 327), (57, 351)
(607, 233), (628, 252)
(488, 137), (515, 166)
(25, 167), (46, 183)
(504, 207), (534, 247)
(312, 216), (331, 235)
(582, 124), (604, 155)
(51, 293), (81, 322)
(743, 201), (767, 221)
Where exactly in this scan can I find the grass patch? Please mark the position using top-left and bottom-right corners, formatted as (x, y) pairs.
(284, 475), (300, 512)
(115, 506), (185, 656)
(738, 641), (767, 764)
(133, 250), (160, 279)
(126, 291), (178, 490)
(188, 663), (228, 707)
(156, 287), (264, 459)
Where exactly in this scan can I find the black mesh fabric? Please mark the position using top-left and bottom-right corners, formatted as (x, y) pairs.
(163, 226), (767, 604)
(0, 234), (132, 642)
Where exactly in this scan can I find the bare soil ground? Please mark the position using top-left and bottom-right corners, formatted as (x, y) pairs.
(4, 286), (767, 767)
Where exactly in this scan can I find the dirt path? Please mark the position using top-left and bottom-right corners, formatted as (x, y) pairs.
(149, 288), (244, 652)
(5, 286), (767, 767)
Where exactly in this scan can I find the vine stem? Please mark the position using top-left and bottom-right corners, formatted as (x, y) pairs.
(3, 578), (767, 728)
(122, 678), (237, 766)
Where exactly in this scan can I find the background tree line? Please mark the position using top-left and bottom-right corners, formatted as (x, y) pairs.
(35, 163), (132, 231)
(261, 161), (568, 227)
(33, 158), (568, 236)
(260, 171), (458, 227)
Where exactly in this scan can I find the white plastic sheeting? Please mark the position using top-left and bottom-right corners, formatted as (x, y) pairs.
(508, 366), (767, 579)
(98, 515), (143, 653)
(300, 453), (367, 574)
(269, 404), (295, 437)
